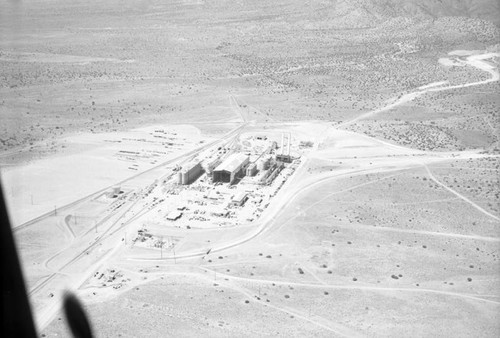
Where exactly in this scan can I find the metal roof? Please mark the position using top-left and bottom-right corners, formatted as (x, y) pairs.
(232, 192), (247, 202)
(181, 160), (200, 173)
(214, 153), (249, 173)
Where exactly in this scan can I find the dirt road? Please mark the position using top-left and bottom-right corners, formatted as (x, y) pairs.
(339, 51), (500, 127)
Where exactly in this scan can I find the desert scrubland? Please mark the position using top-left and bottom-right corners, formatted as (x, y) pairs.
(1, 0), (500, 337)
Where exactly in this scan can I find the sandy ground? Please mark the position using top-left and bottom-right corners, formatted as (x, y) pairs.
(29, 117), (500, 336)
(1, 124), (209, 225)
(1, 3), (498, 332)
(343, 49), (500, 153)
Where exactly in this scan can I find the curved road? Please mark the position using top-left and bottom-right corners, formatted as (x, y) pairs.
(339, 51), (500, 127)
(27, 50), (500, 332)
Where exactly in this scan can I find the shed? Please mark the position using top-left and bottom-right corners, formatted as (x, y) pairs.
(166, 210), (183, 221)
(231, 192), (248, 206)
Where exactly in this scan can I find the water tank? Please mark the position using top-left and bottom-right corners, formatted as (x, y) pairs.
(181, 172), (189, 185)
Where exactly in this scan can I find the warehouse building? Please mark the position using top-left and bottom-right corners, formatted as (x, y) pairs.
(212, 153), (249, 184)
(204, 157), (221, 175)
(178, 161), (203, 185)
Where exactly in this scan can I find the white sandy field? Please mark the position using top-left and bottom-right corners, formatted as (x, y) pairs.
(1, 49), (499, 336)
(1, 124), (208, 226)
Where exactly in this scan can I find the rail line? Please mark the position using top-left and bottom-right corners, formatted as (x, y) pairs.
(29, 184), (154, 297)
(14, 123), (246, 233)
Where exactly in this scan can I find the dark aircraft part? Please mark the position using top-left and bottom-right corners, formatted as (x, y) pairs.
(1, 183), (37, 337)
(63, 292), (93, 338)
(1, 183), (93, 337)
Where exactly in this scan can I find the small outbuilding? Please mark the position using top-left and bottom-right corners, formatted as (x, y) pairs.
(166, 210), (183, 221)
(231, 192), (248, 207)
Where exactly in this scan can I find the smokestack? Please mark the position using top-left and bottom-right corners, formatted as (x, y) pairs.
(281, 133), (285, 155)
(287, 133), (291, 156)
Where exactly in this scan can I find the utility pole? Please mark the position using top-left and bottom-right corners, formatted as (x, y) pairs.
(160, 236), (163, 259)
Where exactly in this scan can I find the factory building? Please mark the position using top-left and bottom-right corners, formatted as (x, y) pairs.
(257, 156), (271, 171)
(178, 161), (203, 185)
(258, 162), (284, 185)
(204, 157), (221, 175)
(246, 163), (257, 177)
(212, 153), (249, 184)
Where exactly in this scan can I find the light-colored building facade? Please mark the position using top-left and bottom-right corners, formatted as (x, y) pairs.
(212, 153), (249, 184)
(178, 161), (203, 185)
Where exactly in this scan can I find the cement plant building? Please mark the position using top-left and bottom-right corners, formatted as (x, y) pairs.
(212, 153), (249, 184)
(178, 161), (203, 185)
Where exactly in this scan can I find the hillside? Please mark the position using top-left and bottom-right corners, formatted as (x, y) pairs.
(319, 0), (500, 26)
(0, 0), (499, 158)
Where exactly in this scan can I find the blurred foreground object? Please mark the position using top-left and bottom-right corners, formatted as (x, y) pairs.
(1, 183), (37, 337)
(1, 184), (93, 337)
(63, 292), (93, 338)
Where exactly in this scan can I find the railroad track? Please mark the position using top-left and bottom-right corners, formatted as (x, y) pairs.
(28, 185), (153, 297)
(26, 122), (249, 304)
(14, 123), (246, 233)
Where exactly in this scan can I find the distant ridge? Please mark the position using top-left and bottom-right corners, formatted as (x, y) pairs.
(324, 0), (500, 27)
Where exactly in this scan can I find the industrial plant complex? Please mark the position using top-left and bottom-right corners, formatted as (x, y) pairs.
(135, 131), (302, 234)
(7, 0), (500, 336)
(178, 132), (296, 188)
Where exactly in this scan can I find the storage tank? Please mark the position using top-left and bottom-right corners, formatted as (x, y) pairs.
(257, 156), (270, 171)
(246, 163), (257, 177)
(181, 172), (189, 185)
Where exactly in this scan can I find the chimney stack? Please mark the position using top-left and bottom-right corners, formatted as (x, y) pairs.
(281, 133), (285, 155)
(287, 133), (291, 156)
